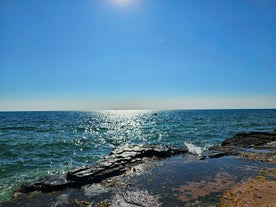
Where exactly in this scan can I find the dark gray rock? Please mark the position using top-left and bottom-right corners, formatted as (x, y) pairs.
(18, 144), (187, 194)
(221, 131), (276, 147)
(202, 130), (276, 160)
(19, 174), (76, 193)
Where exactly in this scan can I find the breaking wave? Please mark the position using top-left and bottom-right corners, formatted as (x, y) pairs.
(184, 142), (206, 156)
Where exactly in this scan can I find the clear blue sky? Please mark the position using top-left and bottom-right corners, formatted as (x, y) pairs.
(1, 0), (276, 110)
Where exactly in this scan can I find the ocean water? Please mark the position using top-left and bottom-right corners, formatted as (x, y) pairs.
(0, 109), (276, 202)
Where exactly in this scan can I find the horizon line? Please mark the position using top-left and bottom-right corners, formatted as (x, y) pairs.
(1, 108), (276, 112)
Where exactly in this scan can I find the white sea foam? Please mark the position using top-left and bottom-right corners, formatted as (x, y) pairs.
(184, 142), (205, 156)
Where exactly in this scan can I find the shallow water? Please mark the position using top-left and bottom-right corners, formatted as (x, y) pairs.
(1, 109), (276, 202)
(1, 155), (274, 207)
(133, 156), (265, 206)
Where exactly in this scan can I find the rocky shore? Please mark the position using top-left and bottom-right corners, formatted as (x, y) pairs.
(19, 145), (187, 194)
(1, 130), (276, 207)
(207, 130), (276, 161)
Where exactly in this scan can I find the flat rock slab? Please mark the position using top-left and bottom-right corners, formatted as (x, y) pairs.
(18, 144), (187, 194)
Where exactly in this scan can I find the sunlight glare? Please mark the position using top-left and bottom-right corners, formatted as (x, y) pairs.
(109, 0), (138, 7)
(98, 110), (151, 117)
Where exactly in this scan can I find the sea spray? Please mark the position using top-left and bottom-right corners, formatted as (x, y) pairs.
(184, 142), (205, 156)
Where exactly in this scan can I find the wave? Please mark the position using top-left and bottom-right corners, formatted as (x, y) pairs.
(0, 126), (37, 131)
(184, 142), (207, 156)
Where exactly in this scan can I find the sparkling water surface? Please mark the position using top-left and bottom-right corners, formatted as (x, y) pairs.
(0, 109), (276, 202)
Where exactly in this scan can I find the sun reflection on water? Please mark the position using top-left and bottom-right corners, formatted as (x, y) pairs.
(96, 110), (153, 146)
(72, 110), (156, 161)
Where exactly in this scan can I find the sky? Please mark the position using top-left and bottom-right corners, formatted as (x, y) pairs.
(0, 0), (276, 110)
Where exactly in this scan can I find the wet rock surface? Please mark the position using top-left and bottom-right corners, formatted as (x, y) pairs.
(18, 144), (187, 194)
(207, 130), (276, 162)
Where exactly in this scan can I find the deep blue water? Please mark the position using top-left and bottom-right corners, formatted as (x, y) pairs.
(0, 109), (276, 202)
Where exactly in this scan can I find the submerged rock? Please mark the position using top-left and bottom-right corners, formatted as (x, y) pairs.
(18, 144), (187, 194)
(220, 168), (276, 207)
(174, 172), (236, 202)
(111, 190), (161, 207)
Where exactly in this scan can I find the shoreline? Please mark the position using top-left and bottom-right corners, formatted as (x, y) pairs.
(1, 131), (276, 207)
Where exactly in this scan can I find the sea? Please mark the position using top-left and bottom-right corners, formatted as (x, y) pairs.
(0, 109), (276, 202)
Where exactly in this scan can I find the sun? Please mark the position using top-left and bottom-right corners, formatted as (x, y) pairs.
(116, 0), (133, 4)
(116, 0), (132, 4)
(110, 0), (137, 6)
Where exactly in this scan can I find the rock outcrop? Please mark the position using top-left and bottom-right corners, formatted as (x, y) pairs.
(221, 130), (276, 148)
(18, 144), (187, 194)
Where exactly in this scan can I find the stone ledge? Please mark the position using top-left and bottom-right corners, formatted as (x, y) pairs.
(18, 144), (187, 194)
